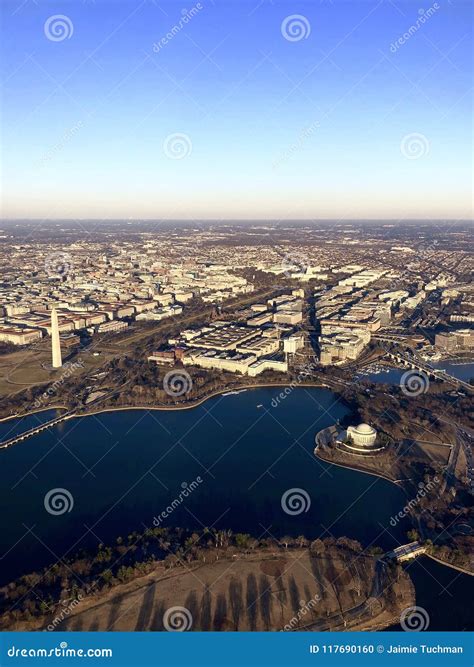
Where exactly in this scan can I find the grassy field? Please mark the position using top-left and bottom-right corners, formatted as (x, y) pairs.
(30, 550), (413, 632)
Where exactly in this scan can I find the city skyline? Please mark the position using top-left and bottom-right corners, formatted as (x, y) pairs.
(1, 0), (472, 220)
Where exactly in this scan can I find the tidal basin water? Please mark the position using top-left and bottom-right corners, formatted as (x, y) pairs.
(0, 387), (408, 583)
(0, 387), (472, 630)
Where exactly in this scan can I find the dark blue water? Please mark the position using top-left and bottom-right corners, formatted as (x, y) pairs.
(432, 361), (474, 383)
(396, 557), (474, 631)
(0, 409), (64, 442)
(0, 387), (409, 585)
(1, 387), (471, 631)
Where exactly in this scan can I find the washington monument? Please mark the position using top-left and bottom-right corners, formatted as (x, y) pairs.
(51, 307), (62, 369)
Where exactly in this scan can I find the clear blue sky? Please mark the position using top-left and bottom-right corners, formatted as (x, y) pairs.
(1, 0), (472, 220)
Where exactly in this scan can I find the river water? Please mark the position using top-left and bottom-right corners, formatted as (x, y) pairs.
(357, 361), (474, 385)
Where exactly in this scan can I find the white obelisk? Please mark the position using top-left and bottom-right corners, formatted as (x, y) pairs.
(51, 307), (62, 369)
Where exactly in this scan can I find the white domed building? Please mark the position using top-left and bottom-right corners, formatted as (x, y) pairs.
(347, 423), (377, 447)
(334, 422), (385, 455)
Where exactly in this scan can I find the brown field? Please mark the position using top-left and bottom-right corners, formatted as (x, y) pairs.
(400, 440), (452, 467)
(40, 550), (413, 632)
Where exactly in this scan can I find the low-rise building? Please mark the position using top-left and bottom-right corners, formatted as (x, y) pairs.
(435, 329), (474, 351)
(148, 350), (176, 365)
(273, 310), (303, 325)
(283, 334), (304, 354)
(0, 325), (43, 345)
(248, 358), (288, 376)
(96, 320), (128, 333)
(183, 349), (257, 374)
(247, 312), (273, 327)
(236, 336), (280, 358)
(319, 328), (370, 365)
(191, 324), (257, 351)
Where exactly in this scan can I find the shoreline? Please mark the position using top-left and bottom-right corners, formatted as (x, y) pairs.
(0, 406), (68, 424)
(314, 447), (409, 494)
(315, 446), (474, 577)
(82, 381), (332, 417)
(4, 547), (411, 633)
(0, 381), (334, 425)
(424, 552), (474, 577)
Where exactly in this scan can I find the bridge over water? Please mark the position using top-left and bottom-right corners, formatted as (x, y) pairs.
(385, 351), (472, 391)
(0, 412), (76, 449)
(385, 541), (426, 562)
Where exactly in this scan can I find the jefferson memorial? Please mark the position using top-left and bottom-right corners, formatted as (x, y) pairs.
(315, 422), (386, 458)
(347, 423), (377, 447)
(334, 422), (385, 455)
